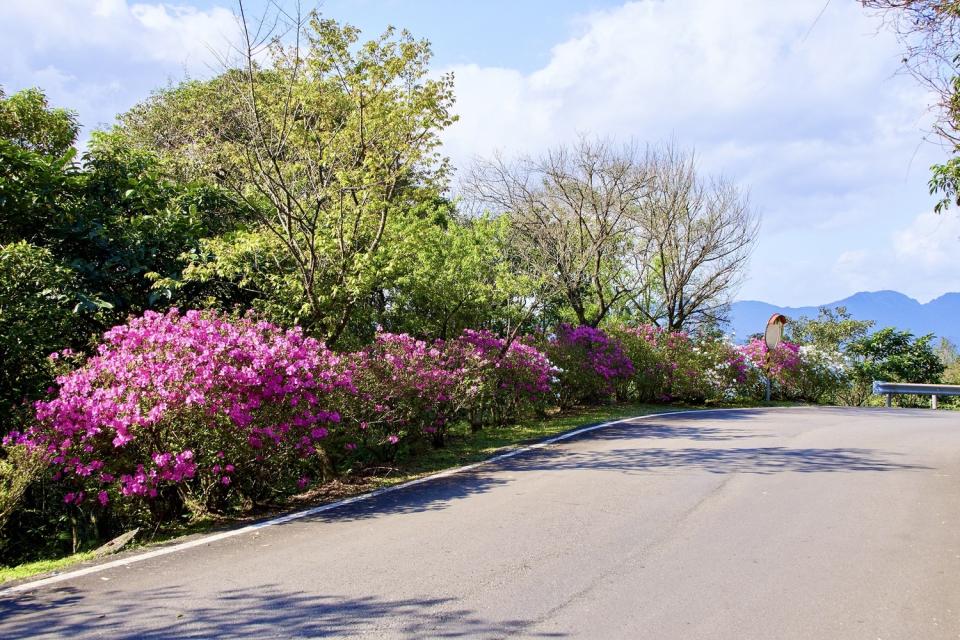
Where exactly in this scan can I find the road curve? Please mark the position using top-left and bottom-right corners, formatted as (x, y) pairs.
(2, 406), (959, 639)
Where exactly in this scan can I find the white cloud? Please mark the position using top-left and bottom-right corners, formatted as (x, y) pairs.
(2, 0), (239, 66)
(440, 0), (953, 305)
(0, 1), (241, 134)
(828, 211), (960, 303)
(894, 211), (960, 270)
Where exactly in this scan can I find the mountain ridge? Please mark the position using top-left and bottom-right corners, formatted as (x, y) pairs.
(728, 290), (959, 344)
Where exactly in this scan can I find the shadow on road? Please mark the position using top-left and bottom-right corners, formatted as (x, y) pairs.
(291, 414), (926, 525)
(0, 583), (562, 639)
(582, 421), (764, 442)
(496, 444), (928, 475)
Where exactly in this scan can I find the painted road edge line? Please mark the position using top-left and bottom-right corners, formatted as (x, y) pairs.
(0, 406), (776, 596)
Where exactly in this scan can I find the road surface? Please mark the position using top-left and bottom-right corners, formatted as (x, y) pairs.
(2, 407), (960, 639)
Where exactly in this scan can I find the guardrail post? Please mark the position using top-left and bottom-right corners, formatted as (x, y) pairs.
(932, 394), (938, 410)
(885, 393), (891, 408)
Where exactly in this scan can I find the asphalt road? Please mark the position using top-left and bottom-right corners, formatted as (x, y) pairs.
(2, 406), (960, 639)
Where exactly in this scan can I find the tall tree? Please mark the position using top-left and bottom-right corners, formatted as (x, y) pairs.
(117, 7), (456, 346)
(0, 87), (78, 156)
(464, 137), (651, 328)
(0, 87), (239, 420)
(634, 144), (759, 331)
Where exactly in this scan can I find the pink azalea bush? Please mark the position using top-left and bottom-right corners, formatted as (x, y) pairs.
(612, 325), (751, 403)
(340, 331), (461, 452)
(446, 329), (555, 429)
(546, 324), (634, 407)
(5, 309), (354, 516)
(737, 338), (804, 399)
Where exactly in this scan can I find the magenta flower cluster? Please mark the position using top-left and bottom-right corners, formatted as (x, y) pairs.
(344, 331), (463, 449)
(447, 329), (555, 427)
(6, 309), (353, 507)
(554, 324), (634, 381)
(738, 338), (803, 385)
(547, 324), (634, 405)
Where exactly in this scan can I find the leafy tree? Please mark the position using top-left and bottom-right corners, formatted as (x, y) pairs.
(786, 306), (875, 354)
(115, 10), (457, 346)
(379, 211), (535, 340)
(0, 87), (78, 156)
(846, 327), (945, 405)
(1, 87), (245, 317)
(69, 133), (243, 315)
(0, 87), (246, 419)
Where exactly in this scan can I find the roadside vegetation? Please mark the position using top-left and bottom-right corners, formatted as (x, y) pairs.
(0, 7), (953, 580)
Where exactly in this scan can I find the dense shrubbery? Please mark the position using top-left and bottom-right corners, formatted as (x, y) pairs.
(7, 310), (355, 518)
(546, 324), (634, 407)
(1, 314), (561, 555)
(6, 315), (788, 548)
(343, 332), (460, 453)
(447, 329), (555, 430)
(614, 325), (751, 403)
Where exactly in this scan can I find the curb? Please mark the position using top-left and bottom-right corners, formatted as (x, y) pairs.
(0, 406), (773, 596)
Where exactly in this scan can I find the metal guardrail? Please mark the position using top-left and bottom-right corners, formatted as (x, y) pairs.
(872, 381), (960, 410)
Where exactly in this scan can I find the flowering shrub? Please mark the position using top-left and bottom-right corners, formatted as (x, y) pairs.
(736, 338), (804, 399)
(547, 324), (634, 407)
(612, 325), (743, 403)
(446, 329), (554, 428)
(341, 331), (460, 452)
(5, 309), (354, 518)
(792, 345), (849, 403)
(608, 325), (666, 402)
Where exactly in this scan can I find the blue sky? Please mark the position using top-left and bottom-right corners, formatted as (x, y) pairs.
(3, 0), (959, 306)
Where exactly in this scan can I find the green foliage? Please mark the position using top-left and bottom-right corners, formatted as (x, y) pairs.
(846, 328), (945, 405)
(786, 306), (874, 353)
(930, 156), (960, 212)
(115, 15), (457, 347)
(0, 138), (83, 247)
(378, 211), (534, 340)
(0, 87), (79, 156)
(0, 445), (47, 537)
(0, 87), (248, 426)
(785, 307), (874, 404)
(0, 242), (85, 418)
(0, 97), (245, 322)
(849, 328), (944, 383)
(0, 440), (82, 565)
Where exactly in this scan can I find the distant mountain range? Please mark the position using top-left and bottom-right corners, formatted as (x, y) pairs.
(728, 290), (960, 345)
